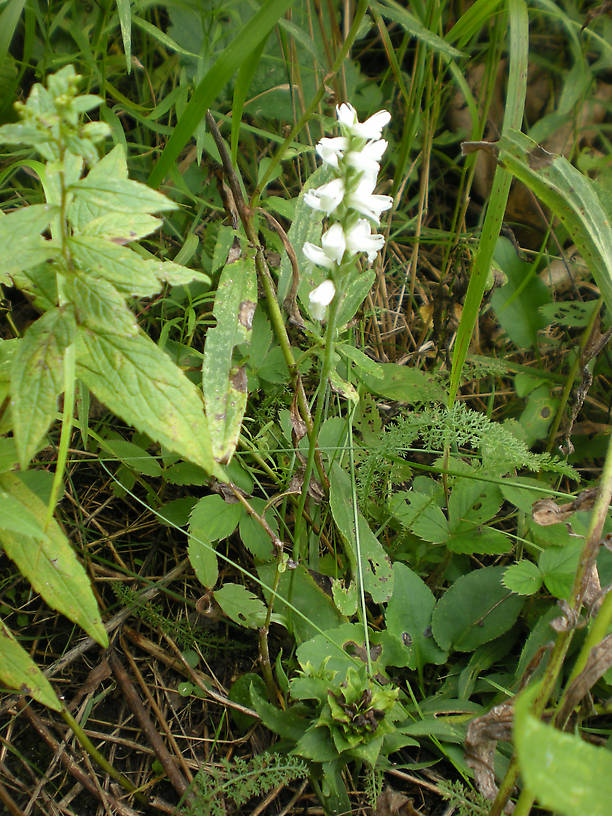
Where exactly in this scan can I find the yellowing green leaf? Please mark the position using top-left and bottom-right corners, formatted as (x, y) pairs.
(76, 327), (222, 479)
(0, 473), (107, 646)
(11, 307), (76, 468)
(0, 620), (61, 711)
(202, 257), (256, 463)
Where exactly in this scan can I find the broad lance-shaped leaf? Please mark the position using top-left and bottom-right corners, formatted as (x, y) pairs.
(202, 256), (257, 463)
(0, 473), (107, 646)
(76, 325), (223, 479)
(329, 462), (393, 603)
(464, 130), (612, 313)
(69, 145), (177, 231)
(11, 306), (76, 468)
(0, 204), (59, 283)
(0, 620), (62, 711)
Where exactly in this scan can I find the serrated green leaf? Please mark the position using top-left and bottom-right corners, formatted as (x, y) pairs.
(0, 473), (107, 646)
(11, 307), (76, 468)
(502, 560), (543, 595)
(76, 327), (222, 478)
(385, 562), (447, 670)
(202, 257), (257, 463)
(80, 212), (162, 242)
(64, 274), (138, 334)
(0, 203), (59, 283)
(447, 527), (511, 555)
(357, 362), (447, 403)
(402, 491), (449, 544)
(144, 258), (210, 287)
(188, 539), (218, 589)
(0, 203), (57, 243)
(0, 619), (61, 711)
(448, 479), (502, 529)
(331, 579), (358, 617)
(214, 583), (267, 629)
(71, 164), (176, 217)
(539, 540), (582, 600)
(329, 463), (393, 603)
(539, 300), (598, 328)
(515, 682), (612, 816)
(69, 236), (161, 297)
(0, 487), (50, 539)
(164, 461), (209, 485)
(431, 566), (523, 653)
(190, 494), (244, 543)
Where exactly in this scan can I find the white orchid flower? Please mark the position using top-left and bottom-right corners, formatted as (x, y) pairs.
(309, 279), (336, 320)
(303, 177), (345, 214)
(336, 103), (391, 140)
(316, 136), (348, 168)
(345, 219), (385, 263)
(345, 138), (388, 179)
(303, 223), (346, 269)
(345, 176), (393, 224)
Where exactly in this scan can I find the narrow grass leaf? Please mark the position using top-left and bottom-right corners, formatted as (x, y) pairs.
(372, 0), (462, 58)
(115, 0), (132, 72)
(491, 130), (612, 313)
(148, 0), (295, 188)
(449, 0), (528, 404)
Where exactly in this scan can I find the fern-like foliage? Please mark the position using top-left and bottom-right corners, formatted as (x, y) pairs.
(112, 585), (247, 653)
(417, 403), (577, 478)
(437, 779), (490, 816)
(179, 752), (309, 816)
(356, 402), (577, 505)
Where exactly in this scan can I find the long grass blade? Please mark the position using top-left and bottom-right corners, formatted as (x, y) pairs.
(148, 0), (294, 188)
(448, 0), (529, 405)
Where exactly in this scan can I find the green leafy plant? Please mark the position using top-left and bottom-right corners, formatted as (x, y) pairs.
(179, 752), (309, 816)
(0, 65), (220, 707)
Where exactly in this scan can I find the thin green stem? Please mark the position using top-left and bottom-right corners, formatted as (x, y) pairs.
(293, 293), (340, 560)
(60, 706), (149, 806)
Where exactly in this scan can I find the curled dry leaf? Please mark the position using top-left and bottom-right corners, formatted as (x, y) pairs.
(376, 786), (425, 816)
(531, 488), (599, 526)
(465, 701), (515, 812)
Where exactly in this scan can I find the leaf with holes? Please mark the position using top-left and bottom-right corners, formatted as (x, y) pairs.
(385, 563), (447, 670)
(214, 583), (267, 629)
